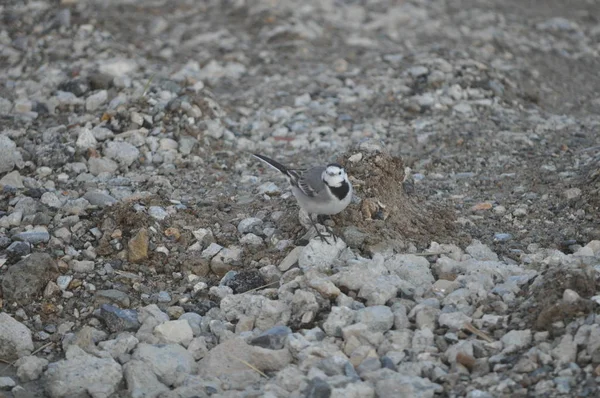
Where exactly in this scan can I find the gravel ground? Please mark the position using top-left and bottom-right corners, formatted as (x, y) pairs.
(1, 0), (600, 397)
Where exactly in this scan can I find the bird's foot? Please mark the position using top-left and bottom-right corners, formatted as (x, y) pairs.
(314, 226), (332, 245)
(323, 224), (338, 242)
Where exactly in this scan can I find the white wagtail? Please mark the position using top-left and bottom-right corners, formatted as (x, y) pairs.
(253, 153), (353, 243)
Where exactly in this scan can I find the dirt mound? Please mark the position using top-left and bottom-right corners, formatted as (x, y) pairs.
(334, 147), (467, 251)
(515, 264), (598, 333)
(579, 155), (600, 211)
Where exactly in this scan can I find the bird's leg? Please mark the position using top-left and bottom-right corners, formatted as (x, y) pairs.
(308, 214), (330, 244)
(325, 215), (338, 242)
(316, 215), (338, 242)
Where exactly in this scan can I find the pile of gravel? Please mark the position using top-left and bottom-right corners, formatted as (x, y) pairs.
(2, 236), (600, 397)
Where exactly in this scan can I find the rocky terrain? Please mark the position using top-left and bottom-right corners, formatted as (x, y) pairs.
(1, 0), (600, 397)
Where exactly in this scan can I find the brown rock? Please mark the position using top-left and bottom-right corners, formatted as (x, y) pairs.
(128, 228), (149, 263)
(456, 352), (476, 371)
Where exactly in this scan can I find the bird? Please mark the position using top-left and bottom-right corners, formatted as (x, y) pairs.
(252, 153), (353, 243)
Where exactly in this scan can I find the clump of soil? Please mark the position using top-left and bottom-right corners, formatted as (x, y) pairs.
(579, 155), (600, 211)
(516, 264), (598, 332)
(334, 148), (468, 250)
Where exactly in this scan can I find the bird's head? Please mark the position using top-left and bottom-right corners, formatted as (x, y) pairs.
(322, 163), (347, 187)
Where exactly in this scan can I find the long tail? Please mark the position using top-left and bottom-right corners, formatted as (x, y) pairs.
(252, 153), (299, 184)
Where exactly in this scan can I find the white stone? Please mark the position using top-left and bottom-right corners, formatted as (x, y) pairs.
(154, 320), (193, 347)
(86, 90), (108, 112)
(123, 359), (169, 398)
(44, 345), (122, 398)
(0, 313), (34, 360)
(298, 238), (346, 272)
(104, 141), (140, 166)
(76, 127), (98, 149)
(131, 343), (195, 386)
(98, 58), (138, 77)
(15, 355), (49, 382)
(0, 135), (23, 174)
(438, 312), (472, 330)
(279, 246), (302, 271)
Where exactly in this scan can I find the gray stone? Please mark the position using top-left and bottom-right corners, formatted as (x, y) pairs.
(104, 141), (140, 166)
(97, 333), (139, 359)
(465, 240), (499, 261)
(63, 198), (91, 215)
(95, 289), (131, 308)
(14, 197), (38, 216)
(438, 312), (472, 330)
(303, 377), (331, 398)
(501, 330), (532, 353)
(0, 135), (23, 174)
(71, 260), (95, 273)
(76, 127), (98, 149)
(343, 226), (369, 247)
(88, 157), (119, 176)
(0, 210), (22, 227)
(13, 226), (50, 244)
(44, 345), (122, 398)
(86, 90), (108, 111)
(0, 170), (24, 188)
(0, 97), (12, 114)
(331, 256), (413, 306)
(191, 228), (214, 248)
(408, 66), (429, 77)
(15, 355), (48, 382)
(210, 245), (242, 277)
(0, 377), (16, 389)
(240, 233), (263, 247)
(392, 303), (410, 330)
(552, 334), (577, 364)
(356, 306), (394, 333)
(83, 191), (117, 207)
(201, 242), (223, 259)
(198, 337), (292, 378)
(237, 217), (263, 234)
(132, 343), (195, 386)
(385, 254), (435, 288)
(412, 327), (435, 353)
(467, 390), (494, 398)
(92, 127), (114, 141)
(250, 326), (292, 350)
(414, 307), (441, 330)
(5, 241), (31, 259)
(178, 312), (203, 336)
(156, 291), (171, 303)
(323, 306), (356, 337)
(99, 58), (137, 77)
(138, 304), (170, 324)
(279, 246), (302, 271)
(123, 360), (169, 398)
(148, 206), (169, 220)
(187, 336), (209, 360)
(0, 313), (34, 360)
(98, 304), (140, 333)
(375, 373), (443, 398)
(0, 234), (11, 248)
(1, 253), (58, 305)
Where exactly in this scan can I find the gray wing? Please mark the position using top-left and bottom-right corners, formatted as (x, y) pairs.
(296, 166), (325, 197)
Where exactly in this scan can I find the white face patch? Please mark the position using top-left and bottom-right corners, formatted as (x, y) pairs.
(323, 165), (346, 187)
